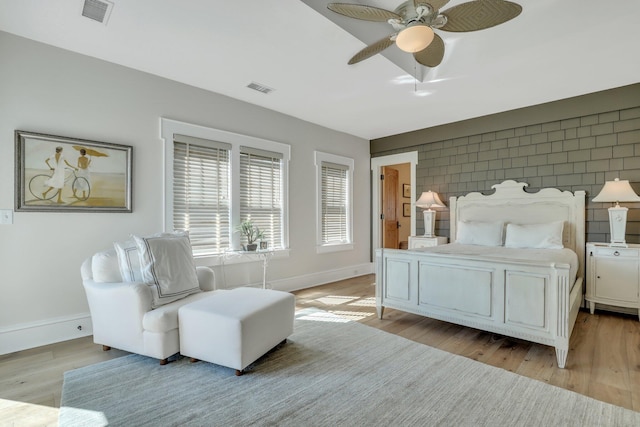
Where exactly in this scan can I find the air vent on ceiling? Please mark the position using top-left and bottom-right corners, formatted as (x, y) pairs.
(82, 0), (114, 24)
(247, 82), (275, 94)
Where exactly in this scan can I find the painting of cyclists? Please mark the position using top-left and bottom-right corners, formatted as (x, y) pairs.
(15, 130), (132, 212)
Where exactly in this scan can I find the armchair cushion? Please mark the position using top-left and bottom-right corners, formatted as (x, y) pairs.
(142, 291), (220, 333)
(133, 232), (201, 308)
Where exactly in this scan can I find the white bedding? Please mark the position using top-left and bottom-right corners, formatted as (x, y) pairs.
(410, 243), (579, 288)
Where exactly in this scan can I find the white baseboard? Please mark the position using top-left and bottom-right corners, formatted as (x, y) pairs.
(0, 313), (93, 356)
(269, 262), (375, 293)
(0, 263), (374, 355)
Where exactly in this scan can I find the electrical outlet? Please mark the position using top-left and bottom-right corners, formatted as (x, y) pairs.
(75, 320), (92, 335)
(0, 210), (12, 225)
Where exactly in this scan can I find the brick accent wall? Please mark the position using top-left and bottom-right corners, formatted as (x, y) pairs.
(373, 105), (640, 244)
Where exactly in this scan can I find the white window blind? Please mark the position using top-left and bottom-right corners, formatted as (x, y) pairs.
(173, 134), (231, 256)
(321, 161), (349, 244)
(239, 146), (283, 249)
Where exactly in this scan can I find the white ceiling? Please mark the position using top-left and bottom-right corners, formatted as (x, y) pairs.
(1, 0), (639, 141)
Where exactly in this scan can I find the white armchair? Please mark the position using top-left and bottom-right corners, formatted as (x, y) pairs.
(81, 248), (218, 364)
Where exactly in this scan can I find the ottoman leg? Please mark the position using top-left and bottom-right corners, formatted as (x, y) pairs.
(235, 369), (243, 376)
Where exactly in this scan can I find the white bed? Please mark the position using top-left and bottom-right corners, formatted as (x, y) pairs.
(375, 180), (586, 368)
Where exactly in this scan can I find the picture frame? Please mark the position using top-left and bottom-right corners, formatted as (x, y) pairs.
(402, 183), (411, 198)
(15, 130), (133, 212)
(403, 203), (411, 217)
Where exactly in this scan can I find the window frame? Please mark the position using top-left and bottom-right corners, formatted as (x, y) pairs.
(314, 151), (354, 253)
(161, 118), (290, 261)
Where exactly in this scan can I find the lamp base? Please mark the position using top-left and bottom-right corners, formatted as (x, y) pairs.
(609, 242), (629, 248)
(608, 206), (628, 247)
(423, 209), (436, 238)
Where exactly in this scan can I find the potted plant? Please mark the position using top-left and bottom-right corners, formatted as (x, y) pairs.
(235, 220), (265, 251)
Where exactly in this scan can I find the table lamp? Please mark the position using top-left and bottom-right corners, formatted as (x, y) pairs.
(415, 191), (445, 238)
(592, 178), (640, 247)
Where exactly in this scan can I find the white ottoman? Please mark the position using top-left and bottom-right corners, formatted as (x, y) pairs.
(179, 287), (295, 375)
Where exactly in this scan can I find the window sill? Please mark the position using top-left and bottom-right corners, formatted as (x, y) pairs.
(316, 243), (354, 254)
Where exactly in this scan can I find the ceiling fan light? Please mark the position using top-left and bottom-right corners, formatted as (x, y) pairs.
(396, 24), (434, 53)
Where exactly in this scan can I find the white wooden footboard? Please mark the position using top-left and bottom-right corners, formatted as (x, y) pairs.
(376, 249), (580, 368)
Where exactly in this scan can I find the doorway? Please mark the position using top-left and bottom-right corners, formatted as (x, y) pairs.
(382, 166), (399, 249)
(371, 152), (418, 259)
(382, 163), (412, 249)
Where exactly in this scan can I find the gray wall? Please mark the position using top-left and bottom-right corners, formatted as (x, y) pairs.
(371, 84), (640, 244)
(0, 31), (371, 353)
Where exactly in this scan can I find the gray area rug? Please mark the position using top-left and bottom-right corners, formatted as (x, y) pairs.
(60, 310), (640, 426)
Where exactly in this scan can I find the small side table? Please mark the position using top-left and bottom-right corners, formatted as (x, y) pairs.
(585, 242), (640, 320)
(222, 249), (274, 289)
(408, 236), (448, 249)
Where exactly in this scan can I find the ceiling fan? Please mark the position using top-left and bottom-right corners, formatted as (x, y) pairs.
(327, 0), (522, 67)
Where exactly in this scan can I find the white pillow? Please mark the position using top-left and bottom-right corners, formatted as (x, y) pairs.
(133, 231), (201, 308)
(456, 221), (504, 246)
(504, 221), (564, 249)
(114, 239), (143, 282)
(92, 250), (123, 283)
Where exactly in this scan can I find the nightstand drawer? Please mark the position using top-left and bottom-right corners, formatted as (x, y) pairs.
(408, 236), (447, 249)
(591, 246), (637, 258)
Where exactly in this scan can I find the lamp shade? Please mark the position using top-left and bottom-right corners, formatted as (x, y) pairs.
(395, 24), (434, 53)
(592, 178), (640, 204)
(415, 191), (445, 209)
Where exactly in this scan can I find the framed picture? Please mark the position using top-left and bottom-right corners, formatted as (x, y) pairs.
(15, 130), (133, 212)
(403, 203), (411, 217)
(402, 183), (411, 198)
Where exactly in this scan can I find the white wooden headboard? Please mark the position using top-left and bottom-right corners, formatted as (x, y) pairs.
(449, 180), (586, 279)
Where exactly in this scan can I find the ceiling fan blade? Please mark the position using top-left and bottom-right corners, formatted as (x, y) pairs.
(413, 33), (445, 67)
(348, 36), (396, 65)
(425, 0), (450, 11)
(439, 0), (522, 32)
(327, 3), (401, 22)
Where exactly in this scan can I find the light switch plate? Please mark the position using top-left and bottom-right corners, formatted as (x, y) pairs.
(0, 209), (13, 224)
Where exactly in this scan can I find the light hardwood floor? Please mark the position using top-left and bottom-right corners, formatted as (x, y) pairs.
(2, 274), (639, 425)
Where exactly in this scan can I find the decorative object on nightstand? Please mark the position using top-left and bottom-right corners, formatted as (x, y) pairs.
(592, 178), (640, 247)
(415, 191), (445, 238)
(586, 242), (640, 320)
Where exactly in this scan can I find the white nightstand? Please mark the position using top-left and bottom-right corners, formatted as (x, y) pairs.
(586, 242), (640, 320)
(408, 236), (448, 249)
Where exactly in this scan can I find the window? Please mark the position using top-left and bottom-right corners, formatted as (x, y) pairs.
(173, 135), (231, 257)
(239, 147), (283, 247)
(314, 151), (354, 253)
(162, 119), (290, 258)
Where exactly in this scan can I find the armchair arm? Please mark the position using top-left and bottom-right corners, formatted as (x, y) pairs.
(83, 279), (153, 354)
(196, 266), (216, 291)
